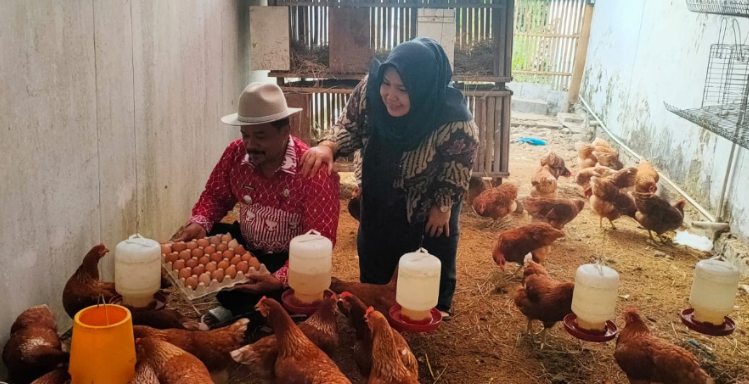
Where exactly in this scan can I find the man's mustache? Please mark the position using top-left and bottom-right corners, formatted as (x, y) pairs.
(247, 150), (265, 155)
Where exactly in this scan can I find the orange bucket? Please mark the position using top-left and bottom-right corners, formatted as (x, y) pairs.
(69, 304), (136, 383)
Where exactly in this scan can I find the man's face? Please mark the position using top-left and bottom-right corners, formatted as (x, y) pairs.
(240, 122), (290, 166)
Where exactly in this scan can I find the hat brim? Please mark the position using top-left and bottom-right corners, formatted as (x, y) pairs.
(220, 108), (303, 126)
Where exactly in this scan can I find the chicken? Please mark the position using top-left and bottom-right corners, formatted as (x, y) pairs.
(540, 151), (572, 179)
(635, 159), (659, 194)
(365, 307), (420, 384)
(609, 167), (638, 190)
(590, 175), (637, 229)
(576, 142), (599, 169)
(512, 260), (574, 349)
(592, 146), (624, 170)
(492, 223), (565, 270)
(255, 297), (351, 384)
(132, 317), (248, 383)
(614, 308), (713, 384)
(128, 361), (161, 384)
(349, 186), (361, 222)
(522, 198), (585, 230)
(472, 182), (519, 224)
(338, 291), (417, 378)
(2, 305), (70, 384)
(575, 165), (615, 189)
(29, 369), (70, 384)
(576, 139), (623, 170)
(634, 194), (686, 241)
(62, 244), (118, 319)
(466, 175), (492, 206)
(230, 294), (340, 382)
(134, 337), (214, 384)
(530, 165), (557, 199)
(132, 309), (206, 330)
(330, 266), (398, 318)
(592, 138), (612, 148)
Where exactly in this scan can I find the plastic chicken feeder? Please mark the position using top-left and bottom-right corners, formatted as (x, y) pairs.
(69, 304), (136, 384)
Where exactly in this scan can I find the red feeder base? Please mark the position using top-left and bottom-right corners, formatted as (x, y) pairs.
(109, 292), (167, 312)
(281, 289), (335, 316)
(680, 308), (735, 336)
(388, 305), (442, 333)
(563, 313), (618, 342)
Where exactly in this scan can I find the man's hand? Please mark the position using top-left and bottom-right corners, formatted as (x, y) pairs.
(238, 273), (283, 294)
(299, 143), (334, 178)
(425, 205), (451, 237)
(174, 223), (207, 242)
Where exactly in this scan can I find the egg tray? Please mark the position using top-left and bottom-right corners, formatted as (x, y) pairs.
(162, 259), (270, 300)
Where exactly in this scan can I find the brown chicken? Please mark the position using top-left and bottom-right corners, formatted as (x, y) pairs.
(634, 193), (686, 241)
(466, 175), (492, 205)
(365, 307), (421, 384)
(330, 267), (398, 318)
(255, 297), (351, 384)
(635, 159), (659, 194)
(132, 309), (206, 330)
(492, 223), (565, 270)
(2, 305), (70, 384)
(29, 369), (70, 384)
(128, 361), (161, 384)
(614, 308), (714, 384)
(575, 165), (615, 189)
(349, 186), (361, 221)
(338, 291), (417, 378)
(576, 142), (598, 169)
(472, 182), (519, 224)
(230, 294), (340, 382)
(134, 337), (214, 384)
(592, 138), (612, 148)
(609, 167), (638, 189)
(133, 317), (248, 382)
(531, 165), (557, 199)
(523, 198), (585, 230)
(590, 175), (637, 229)
(62, 244), (118, 319)
(592, 147), (624, 170)
(540, 151), (572, 179)
(512, 260), (574, 348)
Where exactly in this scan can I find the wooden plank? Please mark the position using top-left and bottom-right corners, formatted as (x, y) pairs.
(568, 2), (593, 104)
(500, 93), (511, 174)
(484, 96), (495, 172)
(330, 7), (372, 73)
(493, 92), (502, 173)
(276, 1), (508, 8)
(418, 9), (456, 68)
(250, 6), (290, 70)
(475, 96), (486, 172)
(285, 93), (313, 145)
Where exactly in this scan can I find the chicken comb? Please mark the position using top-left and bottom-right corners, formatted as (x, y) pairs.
(135, 338), (142, 344)
(259, 296), (267, 303)
(340, 291), (353, 299)
(365, 306), (375, 317)
(329, 292), (337, 301)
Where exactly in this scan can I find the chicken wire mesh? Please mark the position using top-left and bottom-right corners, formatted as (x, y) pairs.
(665, 102), (749, 149)
(686, 0), (749, 18)
(702, 19), (749, 106)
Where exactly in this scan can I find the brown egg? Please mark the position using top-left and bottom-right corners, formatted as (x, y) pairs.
(186, 241), (198, 250)
(160, 244), (172, 255)
(165, 253), (178, 264)
(178, 267), (192, 279)
(210, 252), (223, 262)
(198, 273), (212, 286)
(222, 249), (235, 259)
(185, 258), (199, 268)
(211, 269), (225, 282)
(172, 242), (187, 252)
(178, 250), (192, 261)
(240, 253), (253, 262)
(198, 256), (210, 265)
(192, 265), (205, 276)
(203, 245), (216, 255)
(227, 239), (239, 249)
(218, 260), (230, 270)
(185, 276), (199, 289)
(196, 238), (209, 248)
(221, 233), (233, 242)
(225, 265), (238, 279)
(205, 262), (218, 272)
(209, 235), (222, 245)
(230, 256), (241, 266)
(216, 243), (228, 252)
(236, 261), (249, 274)
(234, 245), (246, 255)
(191, 248), (204, 258)
(248, 257), (261, 271)
(172, 259), (185, 271)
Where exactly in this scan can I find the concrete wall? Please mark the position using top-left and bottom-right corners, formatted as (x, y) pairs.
(0, 0), (264, 373)
(581, 1), (749, 242)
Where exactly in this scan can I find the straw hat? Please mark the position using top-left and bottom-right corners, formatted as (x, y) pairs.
(221, 82), (302, 126)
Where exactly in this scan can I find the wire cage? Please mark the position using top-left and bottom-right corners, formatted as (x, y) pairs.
(686, 0), (749, 18)
(702, 19), (749, 106)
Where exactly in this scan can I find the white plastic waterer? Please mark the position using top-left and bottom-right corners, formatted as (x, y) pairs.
(689, 259), (740, 326)
(571, 263), (620, 332)
(114, 234), (161, 308)
(396, 248), (441, 323)
(288, 230), (332, 304)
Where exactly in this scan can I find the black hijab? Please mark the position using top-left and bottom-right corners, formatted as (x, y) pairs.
(365, 37), (472, 151)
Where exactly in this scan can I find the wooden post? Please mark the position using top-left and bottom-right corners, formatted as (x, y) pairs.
(567, 1), (594, 110)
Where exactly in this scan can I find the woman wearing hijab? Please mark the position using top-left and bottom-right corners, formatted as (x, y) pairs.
(300, 37), (478, 319)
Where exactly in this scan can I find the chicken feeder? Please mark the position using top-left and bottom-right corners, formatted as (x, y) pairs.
(681, 259), (739, 336)
(564, 263), (620, 342)
(283, 230), (333, 314)
(389, 248), (442, 333)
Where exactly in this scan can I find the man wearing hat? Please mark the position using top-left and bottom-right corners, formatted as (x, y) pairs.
(176, 82), (340, 296)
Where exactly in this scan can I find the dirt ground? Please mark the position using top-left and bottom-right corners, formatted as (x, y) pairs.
(215, 121), (749, 383)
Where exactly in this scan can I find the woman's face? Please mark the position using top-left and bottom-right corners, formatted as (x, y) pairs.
(380, 67), (411, 117)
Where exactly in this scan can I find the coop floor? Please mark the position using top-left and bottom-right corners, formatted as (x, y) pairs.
(215, 121), (749, 384)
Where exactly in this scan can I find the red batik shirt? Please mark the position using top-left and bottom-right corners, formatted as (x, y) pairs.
(188, 136), (340, 286)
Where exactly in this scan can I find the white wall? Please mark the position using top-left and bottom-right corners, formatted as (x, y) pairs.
(582, 1), (749, 241)
(0, 0), (264, 374)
